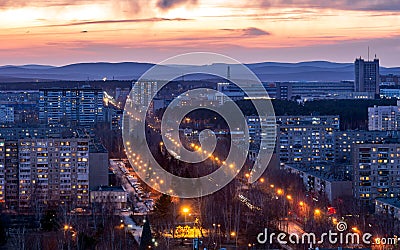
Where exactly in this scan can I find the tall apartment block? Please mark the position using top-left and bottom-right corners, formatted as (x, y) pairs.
(246, 115), (276, 152)
(0, 105), (14, 123)
(38, 87), (104, 126)
(335, 130), (388, 162)
(355, 57), (380, 96)
(0, 137), (90, 212)
(276, 115), (339, 166)
(353, 142), (400, 205)
(4, 140), (19, 209)
(368, 101), (400, 131)
(131, 81), (158, 107)
(0, 140), (4, 204)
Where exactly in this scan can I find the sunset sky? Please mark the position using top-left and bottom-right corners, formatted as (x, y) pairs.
(1, 0), (400, 66)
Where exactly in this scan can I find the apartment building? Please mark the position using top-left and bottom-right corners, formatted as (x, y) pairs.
(353, 142), (400, 205)
(334, 130), (388, 162)
(39, 87), (104, 126)
(276, 115), (339, 165)
(284, 164), (352, 202)
(355, 57), (380, 95)
(368, 101), (400, 131)
(0, 137), (91, 212)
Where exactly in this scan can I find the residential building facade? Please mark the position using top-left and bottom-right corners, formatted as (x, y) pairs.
(355, 57), (380, 96)
(1, 137), (91, 212)
(90, 186), (127, 210)
(353, 142), (400, 205)
(39, 87), (104, 126)
(276, 115), (339, 165)
(334, 130), (389, 162)
(0, 105), (14, 123)
(368, 101), (400, 131)
(375, 198), (400, 220)
(284, 164), (352, 203)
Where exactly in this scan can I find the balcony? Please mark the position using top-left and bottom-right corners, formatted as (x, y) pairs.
(377, 165), (388, 170)
(377, 182), (389, 188)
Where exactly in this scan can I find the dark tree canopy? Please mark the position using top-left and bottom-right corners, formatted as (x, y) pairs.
(139, 216), (152, 250)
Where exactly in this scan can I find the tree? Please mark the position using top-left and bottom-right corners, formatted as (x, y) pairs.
(153, 194), (173, 220)
(139, 216), (152, 250)
(0, 215), (7, 246)
(41, 210), (59, 232)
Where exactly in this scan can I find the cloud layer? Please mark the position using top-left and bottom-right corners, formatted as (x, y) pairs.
(257, 0), (400, 11)
(156, 0), (198, 10)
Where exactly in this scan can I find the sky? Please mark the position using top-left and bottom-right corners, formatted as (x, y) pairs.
(0, 0), (400, 66)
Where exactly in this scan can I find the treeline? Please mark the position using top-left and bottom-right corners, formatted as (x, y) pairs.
(237, 99), (398, 130)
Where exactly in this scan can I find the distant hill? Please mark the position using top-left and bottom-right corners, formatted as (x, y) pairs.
(0, 61), (399, 83)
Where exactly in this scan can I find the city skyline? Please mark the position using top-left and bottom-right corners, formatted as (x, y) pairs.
(0, 2), (400, 249)
(0, 0), (400, 66)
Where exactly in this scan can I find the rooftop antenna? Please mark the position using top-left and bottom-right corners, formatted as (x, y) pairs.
(368, 46), (370, 61)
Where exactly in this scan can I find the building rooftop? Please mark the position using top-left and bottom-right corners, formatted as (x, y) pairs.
(286, 164), (350, 182)
(376, 198), (400, 209)
(0, 125), (91, 140)
(89, 143), (108, 153)
(39, 86), (103, 91)
(95, 186), (125, 192)
(358, 135), (400, 144)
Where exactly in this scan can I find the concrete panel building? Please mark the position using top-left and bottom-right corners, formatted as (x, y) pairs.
(89, 143), (109, 190)
(284, 164), (352, 202)
(368, 101), (400, 131)
(276, 115), (339, 165)
(39, 87), (104, 126)
(353, 142), (400, 205)
(355, 57), (380, 96)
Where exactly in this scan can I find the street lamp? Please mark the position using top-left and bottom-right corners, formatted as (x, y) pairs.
(231, 231), (238, 247)
(182, 207), (190, 224)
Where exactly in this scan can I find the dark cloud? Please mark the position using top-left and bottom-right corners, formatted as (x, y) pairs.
(257, 0), (400, 11)
(242, 27), (271, 36)
(156, 0), (198, 10)
(38, 18), (191, 28)
(222, 27), (271, 37)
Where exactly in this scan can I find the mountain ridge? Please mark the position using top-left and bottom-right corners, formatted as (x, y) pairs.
(0, 61), (399, 82)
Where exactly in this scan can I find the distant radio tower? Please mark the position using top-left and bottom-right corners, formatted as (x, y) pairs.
(227, 66), (231, 80)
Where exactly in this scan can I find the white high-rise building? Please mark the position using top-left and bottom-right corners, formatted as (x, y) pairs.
(132, 81), (158, 107)
(0, 105), (14, 123)
(368, 101), (400, 131)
